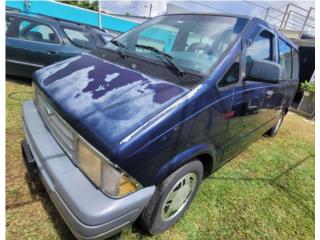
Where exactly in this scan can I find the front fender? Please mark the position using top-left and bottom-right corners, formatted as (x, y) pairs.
(154, 143), (216, 184)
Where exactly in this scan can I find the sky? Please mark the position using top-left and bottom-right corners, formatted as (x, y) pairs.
(101, 0), (314, 35)
(102, 1), (167, 17)
(101, 0), (315, 18)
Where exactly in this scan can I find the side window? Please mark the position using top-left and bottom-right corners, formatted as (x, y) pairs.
(218, 61), (240, 87)
(63, 27), (94, 49)
(6, 16), (15, 35)
(292, 49), (299, 80)
(278, 38), (292, 80)
(17, 20), (60, 44)
(246, 30), (273, 73)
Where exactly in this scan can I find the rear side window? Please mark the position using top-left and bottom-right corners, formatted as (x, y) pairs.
(63, 27), (95, 49)
(278, 38), (292, 80)
(292, 49), (299, 80)
(246, 30), (274, 73)
(6, 16), (15, 35)
(17, 19), (60, 44)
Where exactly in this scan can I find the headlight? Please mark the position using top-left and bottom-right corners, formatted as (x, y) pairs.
(78, 139), (102, 186)
(77, 137), (141, 198)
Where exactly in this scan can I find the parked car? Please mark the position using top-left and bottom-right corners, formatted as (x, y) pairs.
(21, 13), (299, 239)
(6, 10), (114, 78)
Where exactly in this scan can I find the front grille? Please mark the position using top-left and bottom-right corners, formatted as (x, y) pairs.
(35, 88), (76, 162)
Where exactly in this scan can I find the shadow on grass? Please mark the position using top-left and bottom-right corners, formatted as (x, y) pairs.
(6, 75), (33, 102)
(5, 176), (46, 210)
(209, 154), (314, 218)
(24, 174), (76, 240)
(6, 74), (32, 86)
(22, 171), (146, 240)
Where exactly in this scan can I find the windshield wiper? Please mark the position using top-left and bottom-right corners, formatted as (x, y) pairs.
(110, 39), (127, 58)
(135, 44), (184, 77)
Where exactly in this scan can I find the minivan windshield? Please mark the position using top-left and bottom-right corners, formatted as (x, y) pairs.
(103, 14), (248, 74)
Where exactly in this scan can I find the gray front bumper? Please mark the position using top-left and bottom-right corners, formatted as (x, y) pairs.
(22, 100), (155, 239)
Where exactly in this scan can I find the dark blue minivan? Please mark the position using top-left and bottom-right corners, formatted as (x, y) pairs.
(21, 13), (299, 239)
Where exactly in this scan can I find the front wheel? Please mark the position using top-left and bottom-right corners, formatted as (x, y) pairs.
(140, 160), (203, 235)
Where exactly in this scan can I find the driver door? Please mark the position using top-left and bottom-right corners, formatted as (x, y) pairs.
(221, 25), (279, 160)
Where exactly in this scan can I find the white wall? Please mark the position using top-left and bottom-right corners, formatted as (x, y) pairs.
(166, 3), (192, 14)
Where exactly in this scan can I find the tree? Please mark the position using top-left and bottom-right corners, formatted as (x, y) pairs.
(89, 1), (99, 11)
(57, 0), (99, 12)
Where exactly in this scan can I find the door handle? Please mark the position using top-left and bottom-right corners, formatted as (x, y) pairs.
(47, 50), (57, 55)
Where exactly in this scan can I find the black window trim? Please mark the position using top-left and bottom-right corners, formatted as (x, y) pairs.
(10, 16), (63, 45)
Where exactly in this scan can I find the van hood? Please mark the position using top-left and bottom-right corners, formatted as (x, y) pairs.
(33, 53), (188, 152)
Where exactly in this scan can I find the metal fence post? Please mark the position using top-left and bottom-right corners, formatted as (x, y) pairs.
(299, 7), (313, 39)
(98, 0), (102, 29)
(283, 10), (291, 29)
(264, 8), (270, 21)
(280, 4), (290, 29)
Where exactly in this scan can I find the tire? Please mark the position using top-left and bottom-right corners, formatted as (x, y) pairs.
(140, 160), (203, 235)
(266, 113), (285, 137)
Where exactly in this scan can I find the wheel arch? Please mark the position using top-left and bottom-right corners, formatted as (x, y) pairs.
(154, 143), (216, 185)
(196, 153), (215, 179)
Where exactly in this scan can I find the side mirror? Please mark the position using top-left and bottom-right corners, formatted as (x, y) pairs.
(246, 60), (283, 84)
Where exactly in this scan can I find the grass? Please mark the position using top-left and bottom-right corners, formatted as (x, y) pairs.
(6, 77), (314, 240)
